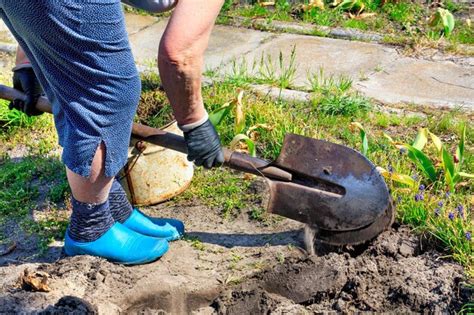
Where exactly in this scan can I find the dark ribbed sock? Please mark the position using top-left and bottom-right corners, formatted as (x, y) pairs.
(68, 197), (115, 243)
(109, 178), (133, 224)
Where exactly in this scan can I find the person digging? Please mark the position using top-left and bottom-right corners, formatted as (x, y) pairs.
(4, 0), (225, 265)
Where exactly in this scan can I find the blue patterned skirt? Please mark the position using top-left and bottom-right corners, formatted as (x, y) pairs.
(0, 0), (141, 177)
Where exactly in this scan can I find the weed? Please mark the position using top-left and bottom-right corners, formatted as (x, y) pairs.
(229, 252), (244, 270)
(307, 67), (353, 94)
(450, 24), (474, 45)
(374, 64), (384, 72)
(221, 0), (234, 13)
(227, 57), (255, 86)
(0, 99), (37, 129)
(224, 275), (243, 285)
(48, 180), (70, 204)
(358, 70), (369, 81)
(314, 93), (372, 116)
(383, 2), (418, 24)
(249, 207), (266, 221)
(248, 260), (267, 271)
(302, 7), (340, 26)
(344, 19), (369, 30)
(276, 252), (285, 264)
(256, 45), (298, 89)
(34, 210), (69, 253)
(184, 235), (206, 251)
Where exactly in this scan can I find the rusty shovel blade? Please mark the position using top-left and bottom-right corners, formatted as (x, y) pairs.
(265, 134), (391, 232)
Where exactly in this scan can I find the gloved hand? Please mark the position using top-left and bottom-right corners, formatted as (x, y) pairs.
(9, 66), (43, 116)
(183, 119), (224, 169)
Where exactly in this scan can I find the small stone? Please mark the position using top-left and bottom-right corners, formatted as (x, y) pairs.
(339, 291), (352, 301)
(399, 243), (415, 257)
(334, 299), (346, 311)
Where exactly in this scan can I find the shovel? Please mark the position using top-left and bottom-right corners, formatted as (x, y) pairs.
(0, 84), (394, 245)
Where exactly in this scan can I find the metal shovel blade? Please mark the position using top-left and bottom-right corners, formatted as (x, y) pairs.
(265, 134), (391, 232)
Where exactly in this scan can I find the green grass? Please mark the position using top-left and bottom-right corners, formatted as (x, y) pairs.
(176, 167), (257, 219)
(343, 19), (369, 31)
(0, 99), (37, 129)
(0, 156), (69, 253)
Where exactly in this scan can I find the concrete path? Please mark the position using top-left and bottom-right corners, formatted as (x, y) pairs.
(1, 13), (473, 110)
(125, 14), (474, 110)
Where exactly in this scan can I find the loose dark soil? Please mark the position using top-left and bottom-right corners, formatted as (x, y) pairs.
(213, 225), (468, 314)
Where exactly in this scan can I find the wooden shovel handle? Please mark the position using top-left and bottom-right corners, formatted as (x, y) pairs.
(0, 84), (291, 181)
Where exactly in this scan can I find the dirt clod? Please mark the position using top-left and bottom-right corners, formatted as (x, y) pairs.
(20, 268), (51, 293)
(39, 296), (98, 314)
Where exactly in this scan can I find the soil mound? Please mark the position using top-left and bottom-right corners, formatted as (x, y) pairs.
(213, 226), (468, 313)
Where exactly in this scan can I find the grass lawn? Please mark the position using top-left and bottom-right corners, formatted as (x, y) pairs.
(0, 58), (472, 277)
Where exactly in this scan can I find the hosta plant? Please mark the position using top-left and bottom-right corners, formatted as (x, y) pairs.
(384, 126), (472, 192)
(429, 8), (455, 36)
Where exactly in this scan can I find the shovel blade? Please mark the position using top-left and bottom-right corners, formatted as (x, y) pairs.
(266, 134), (390, 231)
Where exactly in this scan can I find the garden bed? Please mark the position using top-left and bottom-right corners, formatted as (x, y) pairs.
(219, 0), (473, 55)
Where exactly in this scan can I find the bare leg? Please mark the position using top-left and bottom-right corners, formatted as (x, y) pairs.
(158, 0), (224, 125)
(66, 142), (113, 204)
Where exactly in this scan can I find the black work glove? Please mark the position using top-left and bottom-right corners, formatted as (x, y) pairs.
(183, 119), (224, 169)
(9, 67), (43, 116)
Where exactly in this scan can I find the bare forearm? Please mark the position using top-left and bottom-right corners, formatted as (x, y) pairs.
(158, 50), (206, 125)
(158, 0), (223, 125)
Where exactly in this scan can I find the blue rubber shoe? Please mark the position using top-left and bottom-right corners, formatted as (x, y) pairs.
(122, 209), (185, 241)
(64, 222), (169, 265)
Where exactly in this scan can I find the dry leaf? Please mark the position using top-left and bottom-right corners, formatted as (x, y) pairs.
(235, 89), (245, 134)
(249, 130), (260, 141)
(243, 173), (257, 180)
(20, 268), (51, 292)
(356, 12), (376, 19)
(302, 0), (325, 11)
(246, 123), (273, 134)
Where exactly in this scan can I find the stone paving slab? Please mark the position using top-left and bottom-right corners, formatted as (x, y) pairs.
(125, 13), (157, 36)
(356, 58), (474, 108)
(126, 15), (273, 71)
(127, 18), (167, 65)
